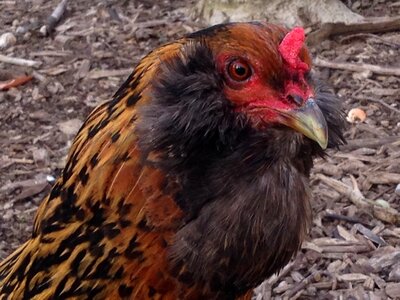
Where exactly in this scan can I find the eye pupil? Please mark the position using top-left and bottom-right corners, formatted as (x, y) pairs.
(235, 65), (246, 76)
(227, 59), (252, 82)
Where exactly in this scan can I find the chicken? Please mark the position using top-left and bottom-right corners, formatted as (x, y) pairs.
(0, 22), (345, 300)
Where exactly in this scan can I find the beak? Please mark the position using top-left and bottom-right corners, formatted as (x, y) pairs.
(276, 98), (328, 149)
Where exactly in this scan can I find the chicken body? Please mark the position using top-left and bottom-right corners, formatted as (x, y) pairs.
(0, 22), (345, 299)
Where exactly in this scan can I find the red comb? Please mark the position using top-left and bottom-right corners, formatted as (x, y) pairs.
(278, 27), (309, 72)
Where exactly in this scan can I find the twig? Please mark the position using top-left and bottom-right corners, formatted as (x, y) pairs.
(314, 57), (400, 77)
(339, 33), (400, 49)
(372, 185), (395, 200)
(283, 271), (322, 298)
(24, 207), (39, 214)
(1, 157), (35, 165)
(351, 81), (369, 98)
(316, 174), (400, 225)
(340, 136), (400, 151)
(308, 16), (400, 45)
(353, 95), (400, 114)
(323, 212), (370, 227)
(42, 0), (68, 35)
(0, 54), (41, 67)
(31, 50), (72, 57)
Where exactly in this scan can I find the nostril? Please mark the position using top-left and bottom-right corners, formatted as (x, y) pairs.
(289, 94), (303, 105)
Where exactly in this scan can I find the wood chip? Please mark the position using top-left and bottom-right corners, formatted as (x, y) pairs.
(385, 283), (400, 298)
(327, 260), (344, 273)
(57, 118), (83, 136)
(88, 68), (132, 79)
(13, 181), (48, 201)
(0, 177), (46, 195)
(337, 225), (359, 242)
(368, 246), (400, 272)
(302, 241), (323, 253)
(367, 172), (400, 185)
(337, 273), (369, 282)
(75, 59), (91, 80)
(40, 66), (69, 76)
(363, 276), (375, 290)
(353, 224), (387, 246)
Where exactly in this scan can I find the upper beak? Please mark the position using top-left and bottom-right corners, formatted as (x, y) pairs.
(276, 98), (328, 149)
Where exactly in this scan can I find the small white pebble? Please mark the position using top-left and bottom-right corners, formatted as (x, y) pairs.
(16, 26), (27, 34)
(0, 32), (16, 49)
(395, 184), (400, 196)
(39, 25), (48, 36)
(46, 175), (56, 183)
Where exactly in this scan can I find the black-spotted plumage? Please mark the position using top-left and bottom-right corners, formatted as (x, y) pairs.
(0, 22), (345, 300)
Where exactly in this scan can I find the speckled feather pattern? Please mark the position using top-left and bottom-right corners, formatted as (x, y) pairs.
(0, 42), (188, 300)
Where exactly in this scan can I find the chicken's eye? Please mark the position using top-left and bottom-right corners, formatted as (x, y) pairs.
(227, 60), (252, 82)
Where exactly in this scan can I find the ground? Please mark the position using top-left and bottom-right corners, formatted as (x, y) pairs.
(0, 0), (399, 299)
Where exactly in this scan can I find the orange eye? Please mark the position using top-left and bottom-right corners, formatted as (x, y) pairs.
(227, 59), (252, 82)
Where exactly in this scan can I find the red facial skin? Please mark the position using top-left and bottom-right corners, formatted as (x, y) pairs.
(215, 27), (314, 126)
(217, 54), (314, 125)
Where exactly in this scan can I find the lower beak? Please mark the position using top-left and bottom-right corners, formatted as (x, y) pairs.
(276, 98), (328, 149)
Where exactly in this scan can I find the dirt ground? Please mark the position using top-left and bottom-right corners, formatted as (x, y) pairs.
(0, 0), (399, 299)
